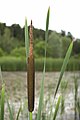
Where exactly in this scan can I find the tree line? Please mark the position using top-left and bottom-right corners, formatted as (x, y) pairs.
(0, 22), (80, 58)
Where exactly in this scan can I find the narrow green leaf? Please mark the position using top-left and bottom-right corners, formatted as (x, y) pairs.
(16, 106), (22, 120)
(77, 98), (80, 113)
(25, 18), (29, 59)
(54, 41), (73, 97)
(53, 96), (61, 120)
(45, 6), (50, 45)
(36, 67), (45, 120)
(1, 84), (5, 120)
(46, 6), (50, 32)
(7, 99), (14, 120)
(37, 7), (50, 120)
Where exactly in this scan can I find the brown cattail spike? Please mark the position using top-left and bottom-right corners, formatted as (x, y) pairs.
(27, 20), (35, 112)
(29, 20), (33, 56)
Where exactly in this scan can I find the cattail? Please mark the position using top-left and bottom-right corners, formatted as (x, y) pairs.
(27, 20), (35, 112)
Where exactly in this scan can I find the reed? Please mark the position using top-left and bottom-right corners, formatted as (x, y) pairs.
(36, 7), (50, 120)
(54, 41), (73, 97)
(74, 76), (78, 120)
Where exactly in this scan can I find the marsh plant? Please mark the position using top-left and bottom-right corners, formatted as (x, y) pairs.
(60, 80), (68, 120)
(77, 97), (80, 120)
(25, 6), (74, 120)
(73, 75), (80, 120)
(0, 6), (75, 120)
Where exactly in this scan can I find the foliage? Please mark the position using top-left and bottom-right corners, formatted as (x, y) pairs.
(0, 22), (80, 57)
(73, 39), (80, 55)
(61, 36), (71, 57)
(10, 47), (26, 57)
(48, 32), (62, 58)
(0, 28), (23, 54)
(34, 40), (45, 57)
(0, 48), (4, 57)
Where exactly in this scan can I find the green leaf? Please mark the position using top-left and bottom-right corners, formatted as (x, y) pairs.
(45, 6), (50, 45)
(16, 105), (22, 120)
(46, 6), (50, 32)
(54, 41), (73, 97)
(36, 7), (50, 120)
(25, 18), (29, 59)
(1, 84), (5, 120)
(7, 99), (14, 120)
(53, 96), (61, 120)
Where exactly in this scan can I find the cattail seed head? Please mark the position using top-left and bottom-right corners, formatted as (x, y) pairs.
(27, 20), (35, 112)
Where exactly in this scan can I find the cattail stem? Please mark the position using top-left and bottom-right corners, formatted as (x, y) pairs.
(29, 112), (32, 120)
(27, 20), (35, 112)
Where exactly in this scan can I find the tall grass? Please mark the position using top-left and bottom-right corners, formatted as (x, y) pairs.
(0, 84), (5, 120)
(0, 67), (22, 120)
(1, 57), (80, 71)
(24, 6), (74, 120)
(36, 7), (50, 120)
(54, 41), (73, 97)
(74, 75), (79, 120)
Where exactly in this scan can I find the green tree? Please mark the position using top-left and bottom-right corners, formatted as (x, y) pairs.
(48, 32), (62, 58)
(61, 36), (71, 57)
(0, 28), (22, 54)
(10, 47), (26, 57)
(73, 39), (80, 55)
(0, 48), (4, 56)
(0, 22), (6, 35)
(11, 24), (23, 40)
(34, 40), (45, 57)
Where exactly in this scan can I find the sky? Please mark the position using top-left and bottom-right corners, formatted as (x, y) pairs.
(0, 0), (80, 38)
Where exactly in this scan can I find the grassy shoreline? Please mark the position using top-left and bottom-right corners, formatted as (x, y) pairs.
(0, 56), (80, 71)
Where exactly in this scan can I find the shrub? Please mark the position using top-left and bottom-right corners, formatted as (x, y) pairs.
(10, 47), (26, 57)
(0, 48), (4, 57)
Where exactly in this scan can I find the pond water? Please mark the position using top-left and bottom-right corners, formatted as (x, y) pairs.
(1, 72), (80, 120)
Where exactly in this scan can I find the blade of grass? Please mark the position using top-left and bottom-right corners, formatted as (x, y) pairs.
(74, 76), (78, 120)
(54, 41), (73, 98)
(1, 84), (5, 120)
(45, 6), (50, 57)
(36, 7), (50, 120)
(25, 18), (29, 59)
(53, 96), (61, 120)
(7, 99), (14, 120)
(16, 105), (22, 120)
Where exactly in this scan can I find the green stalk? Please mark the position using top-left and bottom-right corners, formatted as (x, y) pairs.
(36, 7), (50, 120)
(7, 99), (14, 120)
(1, 84), (5, 120)
(29, 112), (32, 120)
(25, 18), (29, 59)
(74, 76), (78, 120)
(54, 41), (73, 98)
(16, 105), (22, 120)
(53, 96), (61, 120)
